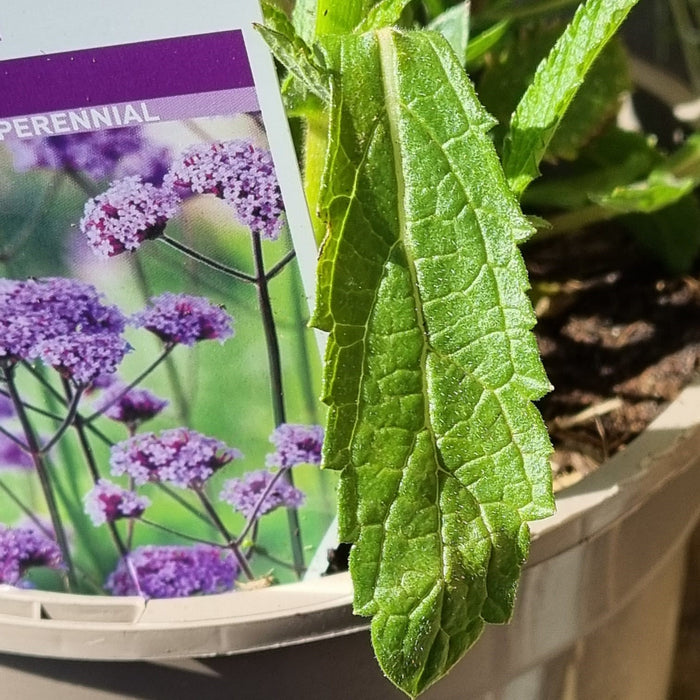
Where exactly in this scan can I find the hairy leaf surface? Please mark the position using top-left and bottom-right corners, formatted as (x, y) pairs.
(502, 0), (640, 196)
(313, 29), (553, 697)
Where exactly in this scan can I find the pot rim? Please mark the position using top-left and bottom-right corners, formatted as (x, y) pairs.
(0, 378), (698, 660)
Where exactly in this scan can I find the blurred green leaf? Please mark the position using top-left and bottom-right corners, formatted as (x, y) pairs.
(428, 1), (470, 64)
(502, 0), (640, 196)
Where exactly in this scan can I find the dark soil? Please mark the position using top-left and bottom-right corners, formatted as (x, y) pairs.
(526, 227), (700, 490)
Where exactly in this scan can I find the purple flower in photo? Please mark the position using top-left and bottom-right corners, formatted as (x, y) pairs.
(220, 469), (305, 519)
(84, 479), (150, 526)
(0, 277), (126, 362)
(105, 544), (238, 598)
(6, 128), (170, 183)
(0, 525), (63, 586)
(0, 395), (14, 418)
(110, 428), (241, 489)
(112, 141), (172, 186)
(7, 129), (143, 179)
(81, 176), (180, 258)
(93, 383), (168, 425)
(0, 432), (33, 470)
(165, 140), (285, 240)
(132, 293), (233, 347)
(33, 333), (130, 386)
(266, 424), (324, 469)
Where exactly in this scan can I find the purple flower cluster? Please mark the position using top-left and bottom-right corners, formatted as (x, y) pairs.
(110, 428), (241, 489)
(132, 293), (234, 346)
(81, 176), (180, 258)
(0, 394), (14, 418)
(220, 469), (305, 519)
(0, 432), (33, 470)
(166, 140), (285, 240)
(0, 525), (63, 585)
(7, 128), (169, 182)
(33, 333), (130, 386)
(94, 383), (168, 425)
(105, 544), (238, 598)
(84, 479), (150, 526)
(0, 277), (126, 368)
(266, 424), (324, 469)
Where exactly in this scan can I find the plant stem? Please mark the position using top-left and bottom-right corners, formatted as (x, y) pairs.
(0, 480), (53, 537)
(266, 249), (297, 280)
(3, 365), (76, 590)
(129, 256), (191, 423)
(541, 204), (614, 237)
(39, 386), (84, 454)
(161, 235), (256, 283)
(138, 517), (223, 547)
(66, 381), (142, 594)
(83, 346), (174, 423)
(0, 423), (29, 450)
(0, 173), (63, 263)
(235, 467), (290, 545)
(195, 489), (255, 580)
(251, 232), (306, 578)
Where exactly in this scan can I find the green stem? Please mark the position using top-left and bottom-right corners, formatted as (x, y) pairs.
(303, 111), (331, 246)
(83, 346), (174, 423)
(0, 173), (63, 263)
(66, 381), (142, 593)
(39, 386), (84, 454)
(138, 517), (223, 547)
(251, 232), (306, 578)
(3, 365), (76, 590)
(161, 235), (256, 283)
(540, 204), (614, 238)
(195, 489), (255, 580)
(129, 256), (191, 423)
(0, 480), (53, 537)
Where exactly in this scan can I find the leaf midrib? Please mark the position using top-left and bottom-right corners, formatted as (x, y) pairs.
(377, 26), (449, 608)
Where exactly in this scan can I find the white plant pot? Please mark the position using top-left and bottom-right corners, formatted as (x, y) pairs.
(0, 379), (698, 699)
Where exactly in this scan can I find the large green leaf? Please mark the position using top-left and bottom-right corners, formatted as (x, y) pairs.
(502, 0), (640, 196)
(313, 29), (553, 697)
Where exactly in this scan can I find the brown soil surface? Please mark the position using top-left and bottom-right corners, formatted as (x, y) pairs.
(526, 227), (700, 491)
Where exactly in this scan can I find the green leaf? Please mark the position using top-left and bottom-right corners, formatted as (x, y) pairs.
(356, 0), (414, 32)
(259, 3), (330, 102)
(502, 0), (640, 196)
(313, 29), (553, 697)
(427, 2), (470, 64)
(592, 171), (696, 214)
(465, 19), (510, 68)
(626, 195), (700, 274)
(522, 126), (661, 211)
(295, 0), (384, 39)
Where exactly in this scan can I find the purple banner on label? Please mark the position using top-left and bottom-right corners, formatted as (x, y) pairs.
(0, 31), (254, 119)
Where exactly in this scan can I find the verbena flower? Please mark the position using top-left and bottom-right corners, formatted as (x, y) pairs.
(112, 141), (172, 186)
(266, 424), (324, 469)
(33, 333), (130, 386)
(84, 479), (150, 526)
(110, 428), (241, 489)
(220, 469), (305, 519)
(0, 277), (125, 362)
(105, 544), (238, 598)
(0, 395), (14, 418)
(7, 129), (144, 179)
(0, 432), (33, 470)
(93, 383), (168, 425)
(132, 293), (233, 346)
(165, 140), (285, 240)
(81, 176), (180, 258)
(0, 525), (63, 585)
